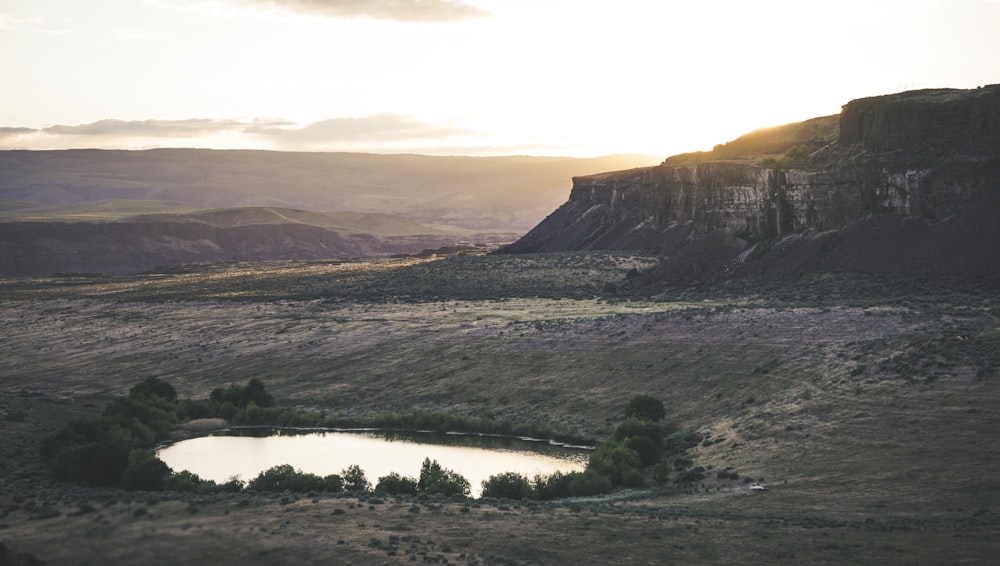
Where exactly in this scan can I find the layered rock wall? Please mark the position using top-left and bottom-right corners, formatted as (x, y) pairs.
(505, 85), (1000, 256)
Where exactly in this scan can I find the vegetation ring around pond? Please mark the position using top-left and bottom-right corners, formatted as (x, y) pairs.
(157, 427), (592, 499)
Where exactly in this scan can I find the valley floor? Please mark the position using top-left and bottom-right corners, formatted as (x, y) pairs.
(2, 253), (999, 564)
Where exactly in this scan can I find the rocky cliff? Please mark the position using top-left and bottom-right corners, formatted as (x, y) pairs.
(503, 85), (1000, 281)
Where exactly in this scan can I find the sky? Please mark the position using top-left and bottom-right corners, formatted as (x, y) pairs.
(1, 0), (999, 157)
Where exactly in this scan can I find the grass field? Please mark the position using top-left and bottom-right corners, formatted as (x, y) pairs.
(2, 252), (999, 564)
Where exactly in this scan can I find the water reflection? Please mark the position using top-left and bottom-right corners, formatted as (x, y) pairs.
(158, 429), (589, 498)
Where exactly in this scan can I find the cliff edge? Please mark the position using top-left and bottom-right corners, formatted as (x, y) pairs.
(502, 85), (1000, 281)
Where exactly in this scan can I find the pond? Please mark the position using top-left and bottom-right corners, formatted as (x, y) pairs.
(157, 429), (590, 498)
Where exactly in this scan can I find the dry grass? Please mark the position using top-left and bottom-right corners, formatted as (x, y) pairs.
(2, 253), (999, 564)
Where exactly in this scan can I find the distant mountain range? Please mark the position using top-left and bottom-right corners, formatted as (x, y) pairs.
(0, 151), (657, 232)
(0, 152), (656, 275)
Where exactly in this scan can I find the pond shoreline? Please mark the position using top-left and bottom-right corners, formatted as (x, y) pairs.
(163, 421), (596, 451)
(158, 428), (591, 498)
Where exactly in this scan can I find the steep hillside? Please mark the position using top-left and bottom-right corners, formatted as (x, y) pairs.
(503, 85), (1000, 282)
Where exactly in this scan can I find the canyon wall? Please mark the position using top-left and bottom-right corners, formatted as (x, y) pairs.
(504, 85), (1000, 278)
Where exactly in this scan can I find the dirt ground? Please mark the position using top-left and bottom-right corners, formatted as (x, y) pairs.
(2, 256), (1000, 564)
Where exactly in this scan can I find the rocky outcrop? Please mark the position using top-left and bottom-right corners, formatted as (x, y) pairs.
(503, 85), (1000, 280)
(839, 86), (1000, 155)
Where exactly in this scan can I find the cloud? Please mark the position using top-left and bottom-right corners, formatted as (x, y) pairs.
(241, 0), (488, 22)
(0, 126), (37, 138)
(0, 115), (479, 152)
(41, 118), (279, 138)
(249, 113), (474, 145)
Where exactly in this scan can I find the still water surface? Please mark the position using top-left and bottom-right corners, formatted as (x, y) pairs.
(158, 429), (589, 498)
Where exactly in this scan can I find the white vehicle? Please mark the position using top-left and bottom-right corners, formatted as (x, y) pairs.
(749, 483), (767, 491)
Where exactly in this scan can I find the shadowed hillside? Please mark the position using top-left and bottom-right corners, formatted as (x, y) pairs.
(0, 205), (479, 276)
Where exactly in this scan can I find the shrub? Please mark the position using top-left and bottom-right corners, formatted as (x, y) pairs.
(209, 378), (274, 410)
(41, 417), (141, 487)
(566, 470), (613, 497)
(672, 457), (693, 470)
(219, 476), (246, 493)
(612, 417), (664, 443)
(481, 472), (534, 500)
(121, 450), (172, 491)
(418, 458), (470, 497)
(587, 441), (642, 486)
(653, 461), (671, 485)
(533, 470), (613, 499)
(620, 467), (645, 488)
(533, 471), (573, 500)
(322, 474), (345, 492)
(102, 396), (177, 438)
(48, 438), (130, 487)
(624, 395), (665, 422)
(247, 464), (336, 492)
(128, 377), (177, 403)
(675, 466), (706, 483)
(664, 431), (704, 454)
(164, 470), (207, 493)
(375, 472), (418, 495)
(624, 435), (663, 467)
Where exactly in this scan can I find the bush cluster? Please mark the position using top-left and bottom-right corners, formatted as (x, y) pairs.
(246, 464), (343, 492)
(44, 381), (704, 501)
(41, 377), (274, 489)
(478, 394), (708, 500)
(240, 458), (469, 498)
(41, 377), (182, 487)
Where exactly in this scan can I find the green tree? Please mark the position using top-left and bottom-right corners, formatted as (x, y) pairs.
(129, 377), (178, 403)
(341, 465), (371, 492)
(624, 435), (663, 467)
(624, 394), (665, 422)
(612, 417), (665, 466)
(103, 395), (177, 438)
(41, 417), (138, 487)
(418, 458), (470, 497)
(209, 378), (274, 410)
(587, 440), (642, 486)
(242, 378), (274, 408)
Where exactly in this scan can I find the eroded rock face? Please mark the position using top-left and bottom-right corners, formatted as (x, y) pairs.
(839, 85), (1000, 155)
(504, 85), (1000, 279)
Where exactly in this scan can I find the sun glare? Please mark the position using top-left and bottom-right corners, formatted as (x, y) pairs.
(0, 0), (997, 155)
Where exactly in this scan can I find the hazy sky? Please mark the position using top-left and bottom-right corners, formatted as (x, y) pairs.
(2, 0), (999, 157)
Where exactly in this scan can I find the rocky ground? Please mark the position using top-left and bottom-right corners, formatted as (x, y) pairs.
(2, 253), (1000, 564)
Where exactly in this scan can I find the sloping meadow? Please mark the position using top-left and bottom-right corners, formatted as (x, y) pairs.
(2, 252), (1000, 564)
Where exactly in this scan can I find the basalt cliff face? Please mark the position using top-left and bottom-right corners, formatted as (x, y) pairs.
(504, 85), (1000, 281)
